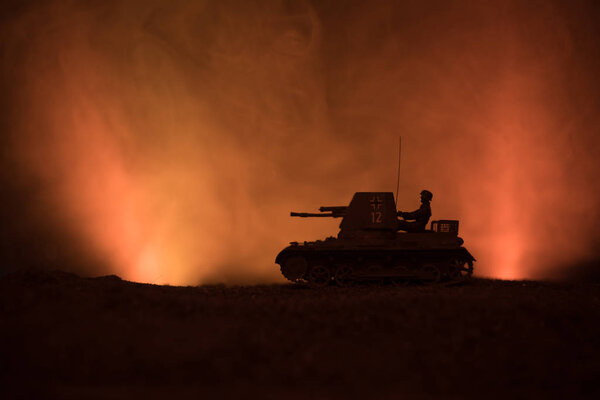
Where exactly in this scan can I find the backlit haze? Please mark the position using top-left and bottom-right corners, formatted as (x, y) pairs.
(1, 0), (599, 284)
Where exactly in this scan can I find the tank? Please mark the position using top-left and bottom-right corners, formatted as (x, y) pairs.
(275, 192), (475, 287)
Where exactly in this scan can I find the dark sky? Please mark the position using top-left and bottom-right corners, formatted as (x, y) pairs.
(1, 0), (600, 284)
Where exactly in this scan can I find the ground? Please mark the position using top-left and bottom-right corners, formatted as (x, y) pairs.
(1, 269), (600, 399)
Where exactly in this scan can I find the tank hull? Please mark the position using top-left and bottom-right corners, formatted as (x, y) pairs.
(276, 234), (475, 286)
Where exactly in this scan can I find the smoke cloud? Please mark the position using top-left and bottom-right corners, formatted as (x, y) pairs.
(1, 0), (599, 284)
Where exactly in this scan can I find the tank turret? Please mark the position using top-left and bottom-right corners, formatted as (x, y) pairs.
(276, 192), (475, 287)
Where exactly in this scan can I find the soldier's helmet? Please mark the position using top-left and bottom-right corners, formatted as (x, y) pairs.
(420, 190), (433, 201)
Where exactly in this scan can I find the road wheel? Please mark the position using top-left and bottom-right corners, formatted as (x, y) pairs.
(420, 264), (441, 284)
(390, 265), (411, 286)
(365, 264), (384, 285)
(307, 265), (331, 288)
(334, 265), (354, 287)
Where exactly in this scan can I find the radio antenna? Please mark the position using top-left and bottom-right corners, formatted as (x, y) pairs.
(395, 136), (402, 207)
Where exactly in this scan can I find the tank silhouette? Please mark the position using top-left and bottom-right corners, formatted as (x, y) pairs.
(275, 192), (475, 286)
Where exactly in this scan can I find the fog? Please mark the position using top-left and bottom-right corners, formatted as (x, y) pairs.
(1, 0), (599, 284)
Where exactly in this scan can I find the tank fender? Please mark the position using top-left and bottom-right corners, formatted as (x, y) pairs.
(460, 247), (476, 262)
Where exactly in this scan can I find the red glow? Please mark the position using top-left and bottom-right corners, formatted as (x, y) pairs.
(5, 1), (600, 284)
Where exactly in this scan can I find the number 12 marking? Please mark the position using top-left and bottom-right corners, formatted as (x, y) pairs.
(371, 212), (383, 224)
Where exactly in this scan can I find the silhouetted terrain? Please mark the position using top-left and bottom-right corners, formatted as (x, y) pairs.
(2, 269), (600, 399)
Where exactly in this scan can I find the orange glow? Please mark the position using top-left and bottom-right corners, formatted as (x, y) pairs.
(3, 1), (599, 284)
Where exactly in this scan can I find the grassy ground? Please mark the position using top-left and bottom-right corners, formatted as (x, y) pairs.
(1, 269), (600, 399)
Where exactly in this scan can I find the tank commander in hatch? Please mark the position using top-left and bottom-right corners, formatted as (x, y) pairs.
(397, 190), (433, 232)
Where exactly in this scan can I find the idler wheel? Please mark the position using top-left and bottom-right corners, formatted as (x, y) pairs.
(464, 260), (474, 279)
(334, 265), (354, 287)
(307, 265), (331, 288)
(448, 259), (473, 281)
(420, 264), (441, 284)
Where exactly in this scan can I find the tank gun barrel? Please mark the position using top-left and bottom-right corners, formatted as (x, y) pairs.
(291, 206), (347, 218)
(291, 212), (336, 218)
(319, 206), (347, 213)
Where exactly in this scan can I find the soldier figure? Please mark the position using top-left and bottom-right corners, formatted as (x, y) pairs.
(397, 190), (433, 232)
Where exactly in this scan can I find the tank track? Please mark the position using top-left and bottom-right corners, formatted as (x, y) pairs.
(279, 251), (474, 287)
